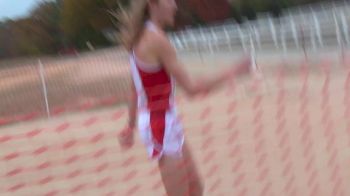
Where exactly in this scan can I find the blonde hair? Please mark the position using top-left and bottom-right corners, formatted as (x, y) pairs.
(111, 0), (150, 51)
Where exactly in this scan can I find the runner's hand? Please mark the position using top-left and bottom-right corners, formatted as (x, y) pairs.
(118, 127), (134, 150)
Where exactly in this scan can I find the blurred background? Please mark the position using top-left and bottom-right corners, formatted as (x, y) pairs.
(0, 0), (348, 124)
(0, 0), (341, 58)
(1, 1), (350, 195)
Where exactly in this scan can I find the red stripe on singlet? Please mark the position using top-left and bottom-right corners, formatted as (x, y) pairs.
(150, 111), (166, 157)
(134, 62), (172, 157)
(135, 63), (172, 111)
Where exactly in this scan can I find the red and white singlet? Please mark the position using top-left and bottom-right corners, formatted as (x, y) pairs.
(129, 21), (184, 160)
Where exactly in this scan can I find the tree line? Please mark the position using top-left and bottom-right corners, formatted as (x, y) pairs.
(0, 0), (333, 59)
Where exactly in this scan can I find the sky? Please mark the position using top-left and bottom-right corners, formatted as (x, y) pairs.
(0, 0), (41, 21)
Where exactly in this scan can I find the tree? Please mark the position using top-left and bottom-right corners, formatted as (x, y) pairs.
(0, 0), (62, 58)
(185, 0), (232, 23)
(60, 0), (119, 49)
(30, 0), (62, 52)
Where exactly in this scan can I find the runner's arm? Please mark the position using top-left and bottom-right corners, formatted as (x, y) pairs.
(156, 36), (245, 97)
(128, 82), (137, 130)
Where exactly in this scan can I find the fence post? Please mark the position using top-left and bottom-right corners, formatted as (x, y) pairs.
(224, 26), (232, 51)
(281, 27), (287, 59)
(333, 10), (342, 47)
(310, 22), (317, 52)
(290, 16), (300, 49)
(181, 31), (188, 50)
(312, 10), (323, 47)
(208, 28), (213, 53)
(249, 27), (262, 80)
(340, 11), (349, 45)
(333, 10), (345, 66)
(340, 9), (349, 66)
(254, 26), (262, 50)
(300, 24), (308, 62)
(211, 28), (217, 53)
(269, 17), (279, 49)
(238, 26), (247, 52)
(196, 28), (205, 66)
(189, 30), (196, 52)
(38, 59), (50, 119)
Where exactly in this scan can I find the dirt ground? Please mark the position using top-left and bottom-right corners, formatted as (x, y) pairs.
(0, 49), (349, 196)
